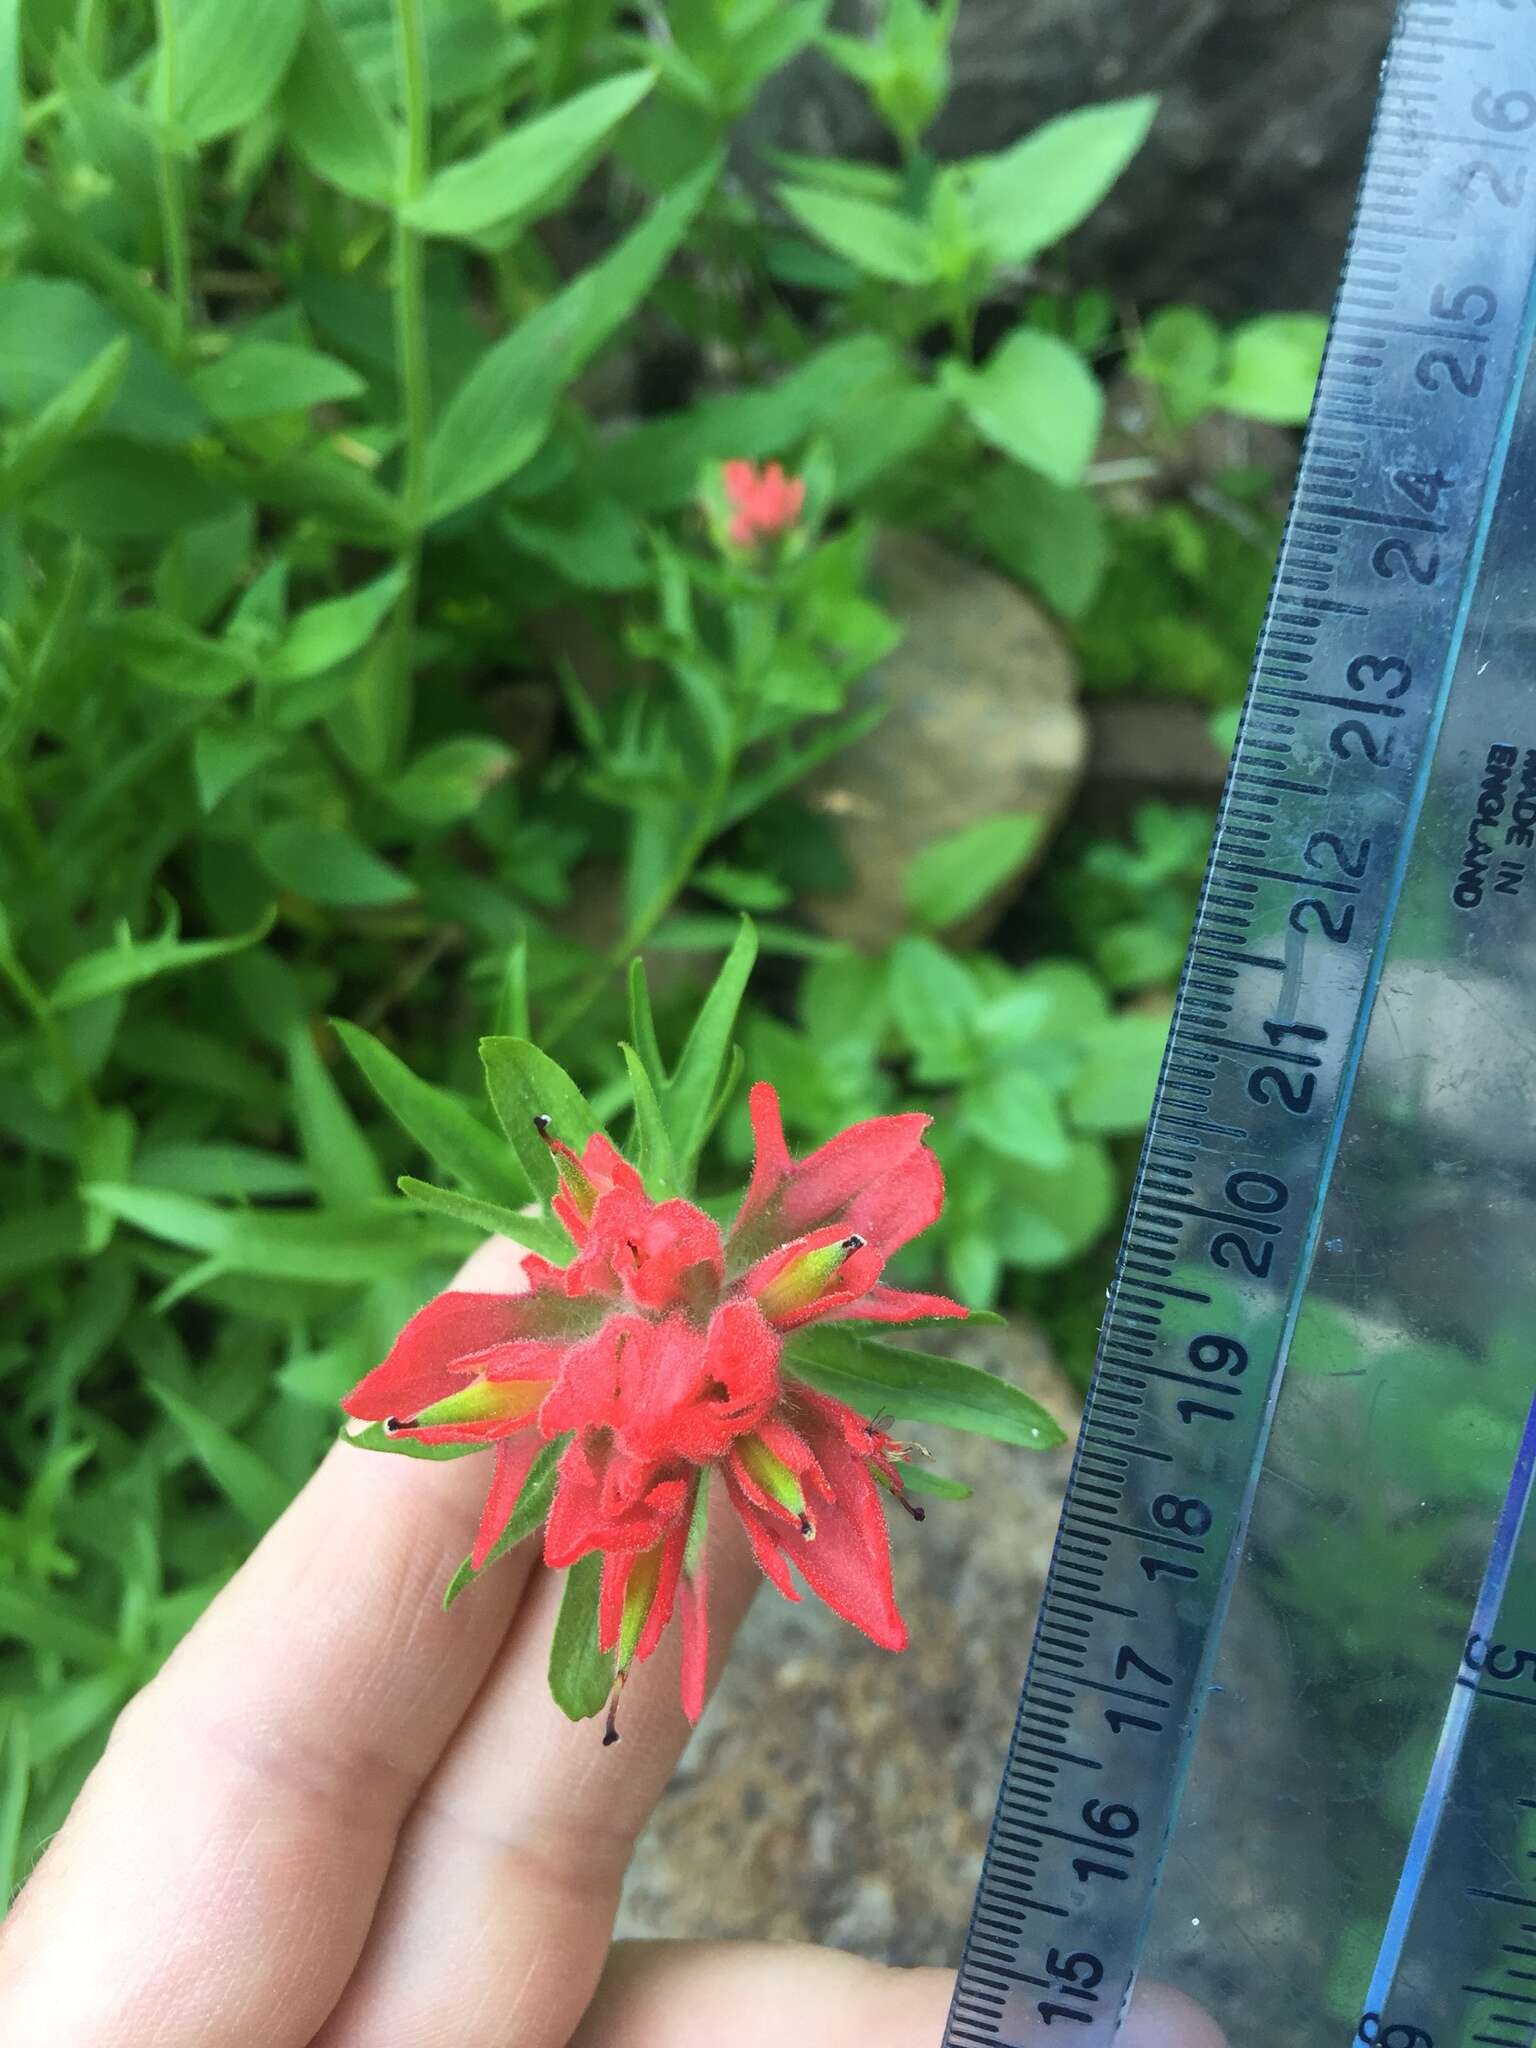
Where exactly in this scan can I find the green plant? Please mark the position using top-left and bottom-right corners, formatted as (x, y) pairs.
(0, 0), (1324, 1887)
(1054, 801), (1211, 993)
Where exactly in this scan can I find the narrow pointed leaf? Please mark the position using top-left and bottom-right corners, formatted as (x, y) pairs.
(479, 1037), (602, 1207)
(396, 1175), (568, 1263)
(332, 1020), (531, 1209)
(341, 1420), (483, 1462)
(426, 157), (718, 522)
(149, 1382), (296, 1527)
(406, 70), (655, 239)
(785, 1325), (1065, 1450)
(286, 1023), (385, 1206)
(621, 1044), (677, 1200)
(50, 908), (273, 1011)
(663, 916), (756, 1184)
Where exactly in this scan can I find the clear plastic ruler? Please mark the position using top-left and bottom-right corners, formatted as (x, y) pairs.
(943, 2), (1536, 2042)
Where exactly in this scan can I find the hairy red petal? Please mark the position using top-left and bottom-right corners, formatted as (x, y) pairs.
(342, 1290), (554, 1423)
(842, 1142), (946, 1257)
(835, 1283), (968, 1325)
(724, 1470), (800, 1601)
(543, 1434), (690, 1569)
(470, 1436), (541, 1570)
(634, 1518), (687, 1665)
(742, 1389), (907, 1650)
(732, 1081), (793, 1240)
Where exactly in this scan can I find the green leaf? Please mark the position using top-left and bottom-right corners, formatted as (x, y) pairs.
(111, 610), (251, 699)
(282, 1), (399, 202)
(786, 1326), (1065, 1450)
(333, 1020), (532, 1210)
(161, 0), (307, 146)
(1130, 305), (1225, 429)
(264, 565), (407, 683)
(1214, 313), (1327, 425)
(627, 957), (666, 1100)
(190, 340), (365, 424)
(34, 439), (235, 538)
(192, 724), (284, 811)
(777, 182), (936, 285)
(971, 465), (1107, 621)
(888, 935), (982, 1083)
(0, 336), (130, 511)
(1066, 1012), (1169, 1133)
(386, 735), (516, 826)
(342, 1420), (482, 1462)
(964, 95), (1157, 266)
(257, 820), (416, 907)
(85, 1183), (463, 1283)
(896, 1464), (972, 1501)
(407, 69), (656, 239)
(0, 1715), (29, 1905)
(943, 330), (1103, 487)
(663, 915), (757, 1187)
(443, 1433), (571, 1607)
(426, 156), (719, 523)
(149, 1382), (295, 1527)
(991, 1140), (1116, 1270)
(397, 1176), (568, 1264)
(621, 1043), (677, 1199)
(286, 1023), (385, 1206)
(0, 278), (204, 445)
(50, 906), (273, 1011)
(548, 1552), (616, 1722)
(960, 1070), (1072, 1170)
(480, 1037), (602, 1209)
(0, 0), (19, 216)
(906, 812), (1042, 929)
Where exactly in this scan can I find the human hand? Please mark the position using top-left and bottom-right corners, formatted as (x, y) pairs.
(0, 1238), (1223, 2046)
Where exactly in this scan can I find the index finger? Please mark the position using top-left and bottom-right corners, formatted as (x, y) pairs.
(0, 1238), (541, 2048)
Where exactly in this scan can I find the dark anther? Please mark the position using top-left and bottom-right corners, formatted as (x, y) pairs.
(532, 1113), (552, 1137)
(840, 1233), (866, 1253)
(383, 1415), (416, 1434)
(894, 1491), (926, 1524)
(797, 1512), (815, 1539)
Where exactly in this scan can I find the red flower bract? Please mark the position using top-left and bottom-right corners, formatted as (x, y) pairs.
(720, 458), (806, 549)
(342, 1082), (965, 1736)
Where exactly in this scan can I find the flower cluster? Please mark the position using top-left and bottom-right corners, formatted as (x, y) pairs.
(720, 458), (806, 549)
(343, 1084), (965, 1739)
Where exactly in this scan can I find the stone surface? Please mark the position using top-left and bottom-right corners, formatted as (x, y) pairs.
(743, 0), (1395, 317)
(803, 531), (1086, 949)
(1083, 698), (1229, 814)
(616, 1319), (1078, 1964)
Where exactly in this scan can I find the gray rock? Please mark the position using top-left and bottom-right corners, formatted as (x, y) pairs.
(802, 531), (1086, 949)
(742, 0), (1395, 317)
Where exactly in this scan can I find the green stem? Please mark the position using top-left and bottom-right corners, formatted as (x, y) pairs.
(0, 941), (97, 1114)
(152, 0), (191, 347)
(390, 0), (432, 767)
(546, 735), (740, 1049)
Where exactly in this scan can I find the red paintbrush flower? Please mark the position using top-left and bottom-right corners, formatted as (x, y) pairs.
(720, 458), (806, 549)
(342, 1084), (966, 1738)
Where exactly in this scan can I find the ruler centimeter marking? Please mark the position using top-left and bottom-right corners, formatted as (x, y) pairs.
(943, 3), (1536, 2043)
